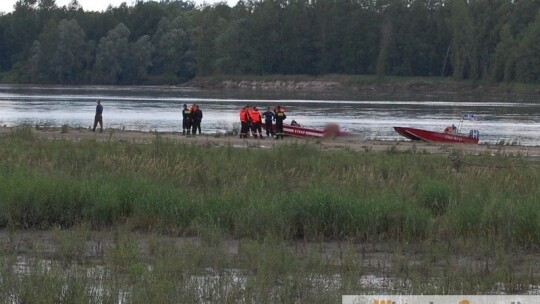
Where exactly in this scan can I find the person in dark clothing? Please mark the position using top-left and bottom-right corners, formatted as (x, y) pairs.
(182, 104), (192, 135)
(92, 99), (103, 132)
(191, 105), (203, 135)
(274, 105), (286, 139)
(262, 106), (275, 137)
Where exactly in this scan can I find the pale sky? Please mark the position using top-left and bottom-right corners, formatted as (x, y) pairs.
(0, 0), (237, 14)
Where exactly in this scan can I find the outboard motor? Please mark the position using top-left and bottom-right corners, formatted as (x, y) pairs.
(469, 129), (480, 139)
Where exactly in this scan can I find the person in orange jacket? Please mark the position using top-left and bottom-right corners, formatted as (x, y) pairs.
(239, 106), (250, 138)
(249, 106), (263, 139)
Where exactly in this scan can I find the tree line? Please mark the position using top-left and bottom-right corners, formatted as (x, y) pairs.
(1, 0), (539, 85)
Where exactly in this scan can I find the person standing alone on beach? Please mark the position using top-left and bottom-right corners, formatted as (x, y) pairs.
(92, 99), (103, 132)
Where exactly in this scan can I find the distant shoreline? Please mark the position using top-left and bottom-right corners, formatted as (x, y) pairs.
(2, 76), (540, 102)
(185, 75), (540, 102)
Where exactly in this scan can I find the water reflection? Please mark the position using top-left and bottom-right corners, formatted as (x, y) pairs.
(1, 85), (539, 145)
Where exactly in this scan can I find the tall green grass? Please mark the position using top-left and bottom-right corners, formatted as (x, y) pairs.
(0, 126), (539, 246)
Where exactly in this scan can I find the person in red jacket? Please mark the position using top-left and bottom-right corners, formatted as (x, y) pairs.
(249, 106), (263, 139)
(191, 105), (203, 135)
(239, 106), (250, 138)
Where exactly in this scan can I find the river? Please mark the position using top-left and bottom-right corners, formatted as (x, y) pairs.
(1, 84), (539, 145)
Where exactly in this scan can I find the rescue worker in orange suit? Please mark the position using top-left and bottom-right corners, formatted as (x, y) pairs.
(262, 106), (275, 137)
(249, 106), (263, 138)
(239, 106), (250, 138)
(274, 105), (286, 139)
(182, 104), (192, 135)
(191, 105), (203, 135)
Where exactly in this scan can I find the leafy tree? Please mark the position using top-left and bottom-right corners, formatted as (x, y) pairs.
(93, 23), (131, 84)
(37, 0), (58, 27)
(339, 4), (379, 75)
(6, 0), (41, 68)
(380, 0), (411, 76)
(1, 0), (540, 84)
(513, 12), (540, 83)
(246, 0), (283, 74)
(280, 0), (318, 75)
(449, 0), (474, 80)
(125, 35), (153, 83)
(93, 22), (154, 84)
(127, 0), (168, 39)
(68, 0), (82, 11)
(49, 19), (89, 83)
(314, 0), (343, 74)
(191, 5), (232, 76)
(152, 16), (195, 81)
(490, 24), (516, 82)
(31, 19), (58, 81)
(26, 40), (43, 82)
(0, 18), (7, 71)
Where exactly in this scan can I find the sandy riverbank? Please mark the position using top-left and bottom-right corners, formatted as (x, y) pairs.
(2, 126), (539, 160)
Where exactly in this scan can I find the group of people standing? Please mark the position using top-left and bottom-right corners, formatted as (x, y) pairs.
(239, 105), (286, 139)
(182, 104), (203, 135)
(91, 100), (289, 139)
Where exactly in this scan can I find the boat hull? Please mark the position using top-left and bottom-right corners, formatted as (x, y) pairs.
(264, 123), (344, 138)
(283, 125), (324, 137)
(394, 127), (479, 144)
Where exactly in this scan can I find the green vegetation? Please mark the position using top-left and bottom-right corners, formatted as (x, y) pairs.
(0, 127), (539, 301)
(1, 127), (539, 247)
(0, 227), (538, 302)
(1, 1), (540, 84)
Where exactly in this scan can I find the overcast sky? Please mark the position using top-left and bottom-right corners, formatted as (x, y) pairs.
(0, 0), (237, 13)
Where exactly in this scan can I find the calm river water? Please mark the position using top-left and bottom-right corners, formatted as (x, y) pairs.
(1, 84), (539, 145)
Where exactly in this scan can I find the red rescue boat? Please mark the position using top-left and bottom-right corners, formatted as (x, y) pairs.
(393, 127), (479, 144)
(394, 114), (480, 144)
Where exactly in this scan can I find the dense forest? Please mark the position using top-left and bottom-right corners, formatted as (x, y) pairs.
(0, 0), (539, 85)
